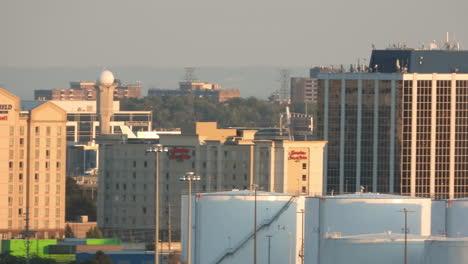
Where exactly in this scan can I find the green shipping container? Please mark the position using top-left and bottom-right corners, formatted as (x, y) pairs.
(2, 239), (57, 257)
(85, 239), (121, 245)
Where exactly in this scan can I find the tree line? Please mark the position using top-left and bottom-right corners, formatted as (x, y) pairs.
(121, 96), (286, 130)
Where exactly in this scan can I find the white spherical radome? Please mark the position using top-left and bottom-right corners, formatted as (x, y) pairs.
(98, 70), (115, 86)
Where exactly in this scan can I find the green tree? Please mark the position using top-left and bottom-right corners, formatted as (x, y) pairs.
(66, 177), (97, 221)
(85, 226), (103, 238)
(120, 96), (284, 130)
(65, 224), (75, 238)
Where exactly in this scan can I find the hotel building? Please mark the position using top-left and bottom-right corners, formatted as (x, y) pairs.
(0, 88), (67, 239)
(316, 48), (468, 199)
(97, 122), (326, 240)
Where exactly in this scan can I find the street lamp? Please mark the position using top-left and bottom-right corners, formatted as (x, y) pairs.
(398, 207), (414, 264)
(180, 172), (201, 264)
(251, 184), (258, 264)
(146, 144), (168, 264)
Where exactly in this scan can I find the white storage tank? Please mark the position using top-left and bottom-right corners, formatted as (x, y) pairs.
(424, 238), (468, 264)
(320, 233), (426, 264)
(446, 198), (468, 237)
(304, 193), (432, 264)
(181, 191), (305, 264)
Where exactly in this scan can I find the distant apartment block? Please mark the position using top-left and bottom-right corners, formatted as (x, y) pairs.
(0, 88), (67, 239)
(290, 77), (317, 105)
(148, 81), (240, 102)
(34, 80), (142, 101)
(290, 67), (342, 106)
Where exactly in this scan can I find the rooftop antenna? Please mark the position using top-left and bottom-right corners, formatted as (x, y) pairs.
(184, 67), (197, 82)
(443, 32), (451, 50)
(278, 69), (290, 103)
(396, 59), (401, 72)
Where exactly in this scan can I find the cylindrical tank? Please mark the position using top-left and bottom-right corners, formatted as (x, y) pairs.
(320, 233), (426, 264)
(446, 199), (468, 237)
(424, 239), (468, 264)
(304, 193), (432, 264)
(181, 191), (305, 264)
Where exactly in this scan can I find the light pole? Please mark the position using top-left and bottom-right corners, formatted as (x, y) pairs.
(297, 209), (305, 264)
(180, 172), (200, 264)
(251, 184), (258, 264)
(146, 144), (168, 264)
(398, 208), (414, 264)
(266, 235), (272, 264)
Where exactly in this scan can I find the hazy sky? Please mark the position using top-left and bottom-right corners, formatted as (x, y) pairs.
(2, 0), (468, 68)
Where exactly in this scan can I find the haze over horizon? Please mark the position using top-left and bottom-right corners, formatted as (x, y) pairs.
(2, 0), (468, 99)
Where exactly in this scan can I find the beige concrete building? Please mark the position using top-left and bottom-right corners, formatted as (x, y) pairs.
(97, 122), (326, 241)
(0, 88), (67, 239)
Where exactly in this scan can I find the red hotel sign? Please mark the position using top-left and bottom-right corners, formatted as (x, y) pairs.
(169, 147), (191, 160)
(0, 116), (7, 121)
(288, 150), (307, 161)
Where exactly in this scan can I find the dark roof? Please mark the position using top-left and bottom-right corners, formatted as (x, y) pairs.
(369, 49), (468, 73)
(21, 100), (45, 111)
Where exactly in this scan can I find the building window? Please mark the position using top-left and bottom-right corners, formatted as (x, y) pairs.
(35, 126), (40, 136)
(46, 150), (50, 158)
(8, 162), (13, 169)
(56, 162), (60, 168)
(46, 126), (51, 136)
(132, 172), (136, 179)
(302, 175), (307, 181)
(302, 186), (307, 193)
(8, 197), (13, 206)
(302, 163), (307, 169)
(144, 161), (148, 167)
(19, 162), (23, 168)
(142, 207), (147, 214)
(35, 173), (39, 180)
(18, 208), (22, 215)
(45, 162), (49, 169)
(133, 161), (136, 167)
(19, 138), (24, 146)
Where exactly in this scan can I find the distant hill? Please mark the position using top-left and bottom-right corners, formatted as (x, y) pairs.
(0, 66), (309, 100)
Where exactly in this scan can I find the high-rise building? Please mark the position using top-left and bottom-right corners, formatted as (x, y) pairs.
(0, 88), (67, 239)
(316, 48), (468, 199)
